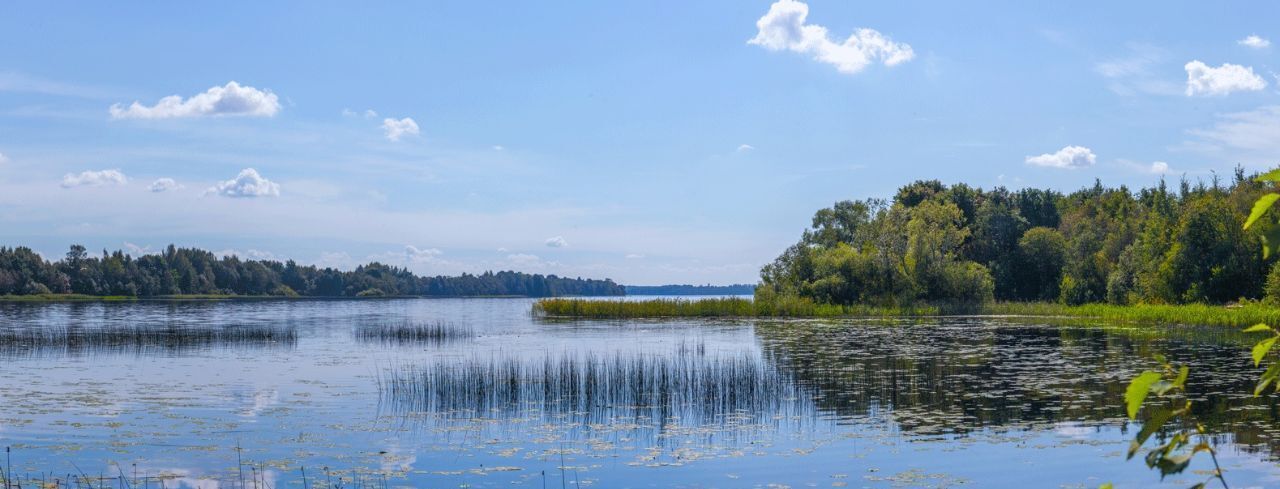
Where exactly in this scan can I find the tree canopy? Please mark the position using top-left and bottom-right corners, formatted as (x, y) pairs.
(0, 244), (624, 298)
(759, 167), (1277, 307)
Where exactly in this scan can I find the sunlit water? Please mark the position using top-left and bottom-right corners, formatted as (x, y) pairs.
(1, 298), (1278, 488)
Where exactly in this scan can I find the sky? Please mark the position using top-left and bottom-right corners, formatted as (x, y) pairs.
(1, 1), (1279, 285)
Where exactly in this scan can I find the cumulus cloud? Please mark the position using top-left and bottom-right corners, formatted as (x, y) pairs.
(1184, 61), (1267, 96)
(122, 242), (154, 256)
(544, 236), (568, 248)
(382, 117), (419, 141)
(1149, 161), (1170, 174)
(736, 144), (755, 152)
(1025, 145), (1096, 169)
(1239, 35), (1271, 49)
(61, 169), (127, 188)
(110, 81), (281, 119)
(748, 0), (913, 74)
(206, 168), (280, 198)
(148, 177), (182, 193)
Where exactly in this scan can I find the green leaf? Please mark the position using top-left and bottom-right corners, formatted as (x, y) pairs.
(1188, 483), (1206, 489)
(1256, 361), (1280, 396)
(1173, 365), (1189, 388)
(1262, 225), (1280, 259)
(1243, 323), (1274, 334)
(1126, 371), (1162, 419)
(1253, 336), (1277, 367)
(1245, 193), (1280, 230)
(1257, 168), (1280, 183)
(1155, 453), (1193, 477)
(1098, 484), (1114, 489)
(1129, 407), (1174, 460)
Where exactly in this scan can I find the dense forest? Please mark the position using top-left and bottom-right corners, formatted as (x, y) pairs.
(0, 244), (624, 298)
(758, 167), (1280, 307)
(624, 284), (756, 295)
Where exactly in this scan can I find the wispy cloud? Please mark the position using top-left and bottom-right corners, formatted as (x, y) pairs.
(545, 236), (568, 248)
(1239, 35), (1271, 49)
(749, 0), (913, 74)
(1094, 43), (1181, 96)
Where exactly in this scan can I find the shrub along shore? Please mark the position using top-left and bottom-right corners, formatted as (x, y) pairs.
(534, 297), (1280, 328)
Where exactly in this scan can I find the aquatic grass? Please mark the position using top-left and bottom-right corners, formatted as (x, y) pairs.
(353, 320), (473, 345)
(534, 297), (952, 319)
(379, 345), (811, 430)
(536, 297), (1280, 328)
(0, 324), (297, 356)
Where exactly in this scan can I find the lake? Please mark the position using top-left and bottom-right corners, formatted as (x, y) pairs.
(0, 298), (1277, 488)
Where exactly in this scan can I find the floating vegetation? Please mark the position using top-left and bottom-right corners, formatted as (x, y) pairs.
(353, 320), (473, 345)
(379, 344), (812, 431)
(0, 324), (296, 356)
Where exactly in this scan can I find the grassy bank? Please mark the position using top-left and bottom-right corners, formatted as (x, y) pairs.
(534, 297), (1280, 327)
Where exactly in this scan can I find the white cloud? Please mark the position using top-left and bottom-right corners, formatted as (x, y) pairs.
(625, 253), (646, 259)
(1239, 35), (1271, 49)
(109, 81), (281, 119)
(148, 177), (182, 193)
(0, 152), (7, 164)
(382, 117), (419, 141)
(1150, 161), (1169, 174)
(61, 169), (127, 188)
(122, 242), (154, 256)
(748, 0), (913, 74)
(545, 236), (568, 248)
(1184, 60), (1267, 96)
(737, 144), (755, 152)
(1025, 145), (1096, 169)
(493, 145), (505, 151)
(404, 245), (444, 263)
(206, 168), (280, 198)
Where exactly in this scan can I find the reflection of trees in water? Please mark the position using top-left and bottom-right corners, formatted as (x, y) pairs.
(754, 319), (1280, 458)
(378, 319), (1280, 457)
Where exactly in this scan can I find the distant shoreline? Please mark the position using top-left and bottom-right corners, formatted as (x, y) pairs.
(0, 293), (592, 303)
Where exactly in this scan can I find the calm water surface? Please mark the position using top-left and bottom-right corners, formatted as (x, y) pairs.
(1, 298), (1278, 488)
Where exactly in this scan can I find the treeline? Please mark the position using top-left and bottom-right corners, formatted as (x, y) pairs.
(624, 284), (756, 295)
(759, 167), (1279, 307)
(0, 244), (624, 298)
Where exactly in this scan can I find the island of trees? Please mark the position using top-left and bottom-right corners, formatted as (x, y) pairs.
(758, 167), (1278, 308)
(624, 284), (756, 295)
(0, 244), (624, 298)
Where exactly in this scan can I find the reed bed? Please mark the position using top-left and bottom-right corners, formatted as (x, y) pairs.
(534, 297), (947, 319)
(0, 324), (296, 356)
(353, 320), (473, 345)
(536, 297), (1280, 328)
(379, 346), (810, 427)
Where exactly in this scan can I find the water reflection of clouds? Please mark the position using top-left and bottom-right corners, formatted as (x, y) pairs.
(235, 387), (280, 419)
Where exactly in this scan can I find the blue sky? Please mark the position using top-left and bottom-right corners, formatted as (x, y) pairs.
(1, 1), (1279, 284)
